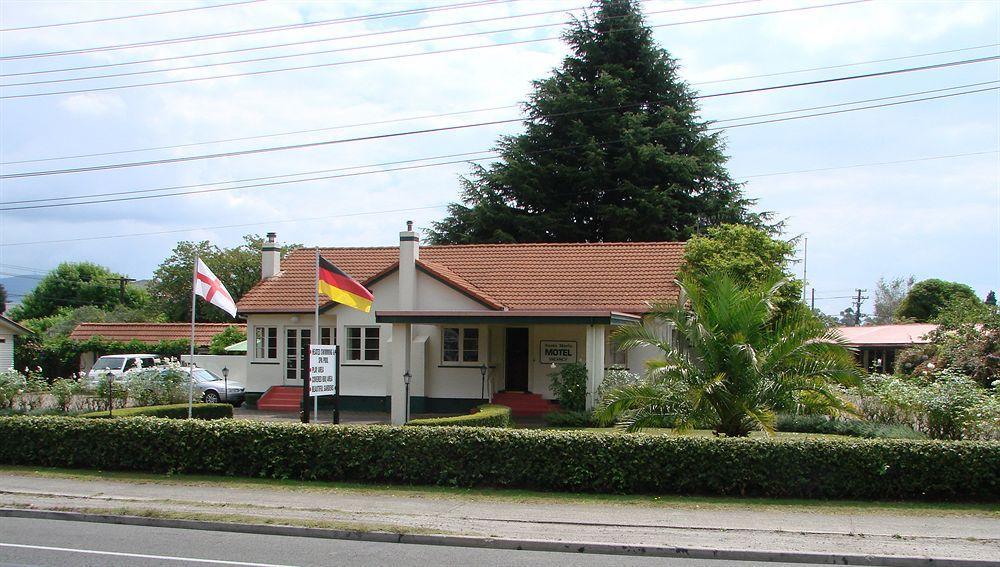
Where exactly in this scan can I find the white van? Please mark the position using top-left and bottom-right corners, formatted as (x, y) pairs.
(87, 354), (161, 381)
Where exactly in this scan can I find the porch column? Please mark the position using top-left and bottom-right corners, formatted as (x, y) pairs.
(584, 325), (605, 411)
(390, 322), (411, 425)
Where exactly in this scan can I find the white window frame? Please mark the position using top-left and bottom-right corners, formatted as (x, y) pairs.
(253, 326), (278, 360)
(606, 333), (627, 368)
(441, 327), (481, 364)
(345, 326), (380, 363)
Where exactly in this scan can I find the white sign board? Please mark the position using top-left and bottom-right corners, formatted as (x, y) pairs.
(540, 340), (577, 364)
(309, 344), (337, 397)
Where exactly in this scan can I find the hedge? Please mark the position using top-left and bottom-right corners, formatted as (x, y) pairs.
(79, 403), (233, 420)
(776, 414), (924, 440)
(406, 404), (511, 428)
(0, 416), (996, 501)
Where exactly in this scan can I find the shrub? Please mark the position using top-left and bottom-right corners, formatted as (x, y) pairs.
(80, 403), (232, 420)
(0, 369), (23, 410)
(854, 372), (999, 440)
(775, 414), (923, 440)
(406, 404), (511, 428)
(548, 362), (587, 412)
(49, 378), (80, 413)
(543, 410), (599, 427)
(0, 416), (996, 501)
(597, 365), (641, 405)
(125, 367), (187, 407)
(210, 326), (246, 355)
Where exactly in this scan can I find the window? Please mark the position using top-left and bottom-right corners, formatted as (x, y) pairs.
(346, 326), (379, 362)
(606, 335), (627, 368)
(442, 327), (479, 363)
(254, 326), (278, 359)
(140, 358), (156, 368)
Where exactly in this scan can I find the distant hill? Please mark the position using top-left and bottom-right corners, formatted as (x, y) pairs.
(0, 275), (41, 308)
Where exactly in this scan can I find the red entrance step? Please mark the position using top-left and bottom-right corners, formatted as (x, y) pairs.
(257, 385), (303, 412)
(491, 391), (559, 417)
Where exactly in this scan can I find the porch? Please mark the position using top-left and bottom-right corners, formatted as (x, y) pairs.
(376, 310), (643, 424)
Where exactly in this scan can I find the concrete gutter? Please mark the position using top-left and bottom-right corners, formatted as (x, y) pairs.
(2, 508), (996, 567)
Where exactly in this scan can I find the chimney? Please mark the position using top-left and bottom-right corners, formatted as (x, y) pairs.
(262, 232), (281, 279)
(398, 221), (418, 310)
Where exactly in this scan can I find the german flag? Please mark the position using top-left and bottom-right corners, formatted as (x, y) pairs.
(318, 256), (374, 313)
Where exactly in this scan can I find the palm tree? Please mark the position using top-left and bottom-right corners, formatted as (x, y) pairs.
(597, 273), (861, 437)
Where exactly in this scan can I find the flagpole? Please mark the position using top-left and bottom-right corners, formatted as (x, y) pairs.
(313, 246), (320, 422)
(188, 257), (198, 420)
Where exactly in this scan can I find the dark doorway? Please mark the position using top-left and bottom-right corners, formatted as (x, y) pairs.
(505, 328), (529, 391)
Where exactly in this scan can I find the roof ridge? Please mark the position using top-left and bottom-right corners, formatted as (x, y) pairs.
(416, 259), (505, 309)
(291, 241), (683, 251)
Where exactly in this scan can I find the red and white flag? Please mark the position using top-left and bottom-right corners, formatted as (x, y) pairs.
(195, 258), (237, 318)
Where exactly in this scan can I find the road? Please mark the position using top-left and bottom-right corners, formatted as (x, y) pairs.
(0, 517), (830, 567)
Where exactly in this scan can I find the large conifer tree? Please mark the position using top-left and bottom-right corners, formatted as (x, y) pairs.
(427, 0), (762, 244)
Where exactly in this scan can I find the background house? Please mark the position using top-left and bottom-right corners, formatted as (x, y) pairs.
(836, 323), (938, 373)
(238, 227), (682, 423)
(69, 322), (246, 374)
(0, 315), (30, 370)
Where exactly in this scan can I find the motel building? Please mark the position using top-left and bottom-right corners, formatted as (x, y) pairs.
(236, 224), (682, 424)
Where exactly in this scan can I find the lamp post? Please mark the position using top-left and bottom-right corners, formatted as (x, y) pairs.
(106, 371), (114, 417)
(222, 366), (229, 404)
(480, 363), (488, 400)
(403, 371), (412, 423)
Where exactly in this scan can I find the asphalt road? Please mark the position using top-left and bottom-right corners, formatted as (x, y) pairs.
(0, 517), (830, 567)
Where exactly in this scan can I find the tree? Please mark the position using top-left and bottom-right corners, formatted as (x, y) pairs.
(210, 325), (247, 355)
(986, 291), (997, 307)
(7, 263), (147, 321)
(681, 224), (801, 315)
(869, 276), (914, 325)
(0, 282), (7, 315)
(148, 234), (298, 323)
(836, 307), (861, 327)
(427, 0), (763, 245)
(896, 279), (980, 322)
(597, 273), (861, 437)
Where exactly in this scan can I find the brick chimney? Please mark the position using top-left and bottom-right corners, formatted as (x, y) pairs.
(398, 221), (418, 310)
(262, 232), (281, 279)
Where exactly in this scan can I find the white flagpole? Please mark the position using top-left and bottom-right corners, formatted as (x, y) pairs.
(188, 257), (198, 419)
(313, 247), (320, 422)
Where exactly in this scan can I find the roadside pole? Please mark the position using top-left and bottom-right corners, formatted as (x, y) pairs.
(188, 258), (198, 420)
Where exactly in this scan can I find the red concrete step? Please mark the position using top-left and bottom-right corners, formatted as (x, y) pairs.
(492, 392), (560, 417)
(257, 386), (303, 412)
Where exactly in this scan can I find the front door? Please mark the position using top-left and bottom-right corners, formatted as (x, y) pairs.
(284, 328), (311, 384)
(505, 328), (529, 391)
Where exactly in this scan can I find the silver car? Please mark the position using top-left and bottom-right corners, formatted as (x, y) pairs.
(178, 368), (245, 407)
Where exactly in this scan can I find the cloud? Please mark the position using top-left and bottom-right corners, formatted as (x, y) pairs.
(57, 93), (125, 116)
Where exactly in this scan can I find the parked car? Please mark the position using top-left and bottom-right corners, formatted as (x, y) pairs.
(176, 367), (245, 407)
(87, 354), (161, 382)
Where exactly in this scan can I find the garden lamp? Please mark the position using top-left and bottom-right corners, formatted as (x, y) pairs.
(480, 363), (488, 400)
(403, 371), (412, 423)
(222, 366), (229, 403)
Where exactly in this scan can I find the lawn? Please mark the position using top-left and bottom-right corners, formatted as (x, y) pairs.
(547, 427), (849, 440)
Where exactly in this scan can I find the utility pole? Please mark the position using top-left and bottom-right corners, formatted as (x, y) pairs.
(801, 237), (808, 302)
(105, 276), (136, 303)
(854, 288), (869, 326)
(810, 288), (815, 311)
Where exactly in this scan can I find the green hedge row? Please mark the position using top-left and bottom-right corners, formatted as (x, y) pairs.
(0, 416), (996, 501)
(406, 404), (511, 428)
(80, 403), (233, 420)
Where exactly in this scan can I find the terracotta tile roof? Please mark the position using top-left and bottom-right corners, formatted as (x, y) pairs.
(237, 242), (684, 314)
(835, 324), (938, 347)
(69, 323), (246, 345)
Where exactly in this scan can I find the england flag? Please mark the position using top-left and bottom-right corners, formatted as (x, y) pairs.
(195, 258), (237, 318)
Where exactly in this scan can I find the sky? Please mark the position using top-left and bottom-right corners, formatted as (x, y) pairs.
(0, 0), (997, 316)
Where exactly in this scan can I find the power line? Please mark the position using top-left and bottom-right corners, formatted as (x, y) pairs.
(0, 1), (870, 99)
(5, 81), (993, 206)
(0, 205), (451, 247)
(4, 42), (993, 166)
(740, 150), (998, 179)
(0, 0), (263, 33)
(2, 54), (995, 178)
(3, 0), (738, 78)
(0, 0), (767, 88)
(2, 142), (995, 248)
(0, 0), (508, 60)
(2, 84), (994, 211)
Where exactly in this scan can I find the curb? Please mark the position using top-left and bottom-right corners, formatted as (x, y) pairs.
(2, 508), (997, 567)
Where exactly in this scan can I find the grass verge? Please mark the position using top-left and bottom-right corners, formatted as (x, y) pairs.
(1, 465), (996, 517)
